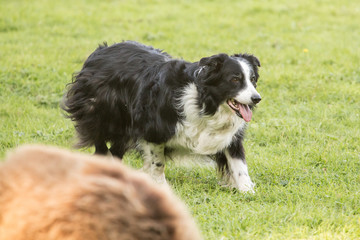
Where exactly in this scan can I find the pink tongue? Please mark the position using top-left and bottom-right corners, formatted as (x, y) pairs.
(239, 104), (252, 122)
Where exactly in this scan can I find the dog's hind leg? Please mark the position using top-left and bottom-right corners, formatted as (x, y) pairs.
(140, 141), (167, 184)
(95, 141), (108, 155)
(109, 141), (128, 160)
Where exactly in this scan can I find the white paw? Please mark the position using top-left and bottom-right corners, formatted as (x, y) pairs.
(236, 175), (255, 193)
(151, 172), (167, 185)
(220, 174), (255, 193)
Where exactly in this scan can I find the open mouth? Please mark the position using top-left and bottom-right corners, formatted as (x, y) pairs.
(227, 99), (253, 122)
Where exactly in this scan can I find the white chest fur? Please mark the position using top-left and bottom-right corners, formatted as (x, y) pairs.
(166, 83), (246, 155)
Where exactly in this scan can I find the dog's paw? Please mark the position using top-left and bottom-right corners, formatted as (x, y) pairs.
(236, 174), (255, 192)
(237, 182), (255, 193)
(219, 175), (255, 193)
(152, 173), (167, 185)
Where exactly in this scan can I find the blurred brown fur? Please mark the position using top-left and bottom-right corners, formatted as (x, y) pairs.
(0, 145), (202, 240)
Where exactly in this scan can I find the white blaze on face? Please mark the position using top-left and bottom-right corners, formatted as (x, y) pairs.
(234, 60), (261, 105)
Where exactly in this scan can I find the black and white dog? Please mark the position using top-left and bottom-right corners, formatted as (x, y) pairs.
(62, 41), (261, 192)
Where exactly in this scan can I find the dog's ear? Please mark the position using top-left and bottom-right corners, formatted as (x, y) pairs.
(199, 53), (228, 71)
(233, 54), (260, 67)
(248, 55), (261, 67)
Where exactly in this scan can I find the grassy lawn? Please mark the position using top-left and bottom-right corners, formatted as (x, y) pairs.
(1, 0), (359, 239)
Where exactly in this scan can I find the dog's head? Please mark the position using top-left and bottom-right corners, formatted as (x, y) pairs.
(195, 53), (261, 122)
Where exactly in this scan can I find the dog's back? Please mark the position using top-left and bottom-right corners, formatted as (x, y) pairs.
(61, 41), (177, 152)
(0, 145), (202, 240)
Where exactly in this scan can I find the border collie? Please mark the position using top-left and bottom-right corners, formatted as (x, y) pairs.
(62, 41), (261, 192)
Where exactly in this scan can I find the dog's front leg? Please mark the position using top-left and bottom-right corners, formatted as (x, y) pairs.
(140, 141), (167, 184)
(223, 149), (255, 193)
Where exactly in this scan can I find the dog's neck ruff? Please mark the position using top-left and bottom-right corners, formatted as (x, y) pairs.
(166, 83), (246, 155)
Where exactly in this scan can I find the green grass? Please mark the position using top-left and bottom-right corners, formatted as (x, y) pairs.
(1, 0), (359, 239)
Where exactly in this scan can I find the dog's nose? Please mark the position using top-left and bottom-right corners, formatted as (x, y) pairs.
(251, 95), (262, 104)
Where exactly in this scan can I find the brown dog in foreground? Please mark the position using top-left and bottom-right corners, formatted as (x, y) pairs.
(0, 145), (202, 240)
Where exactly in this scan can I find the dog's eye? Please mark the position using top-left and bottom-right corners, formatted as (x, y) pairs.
(250, 76), (257, 86)
(231, 77), (240, 83)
